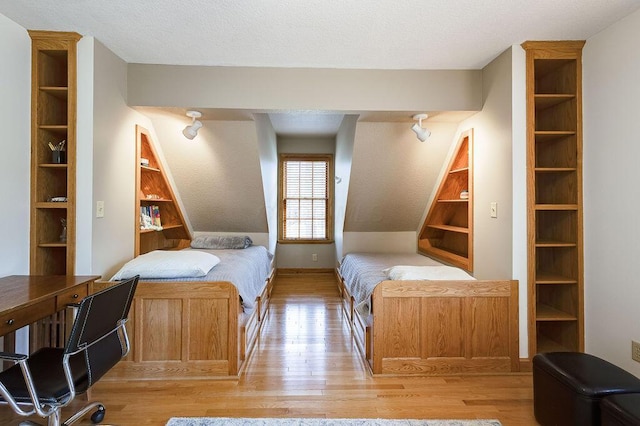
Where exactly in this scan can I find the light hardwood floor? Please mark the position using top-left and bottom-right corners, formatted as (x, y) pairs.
(1, 272), (537, 425)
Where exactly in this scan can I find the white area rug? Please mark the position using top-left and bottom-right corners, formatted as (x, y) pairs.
(166, 418), (502, 426)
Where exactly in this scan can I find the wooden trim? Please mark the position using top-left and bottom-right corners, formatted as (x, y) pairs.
(27, 30), (81, 42)
(519, 358), (533, 373)
(574, 43), (585, 353)
(277, 239), (335, 244)
(278, 153), (334, 242)
(277, 268), (335, 275)
(521, 40), (586, 52)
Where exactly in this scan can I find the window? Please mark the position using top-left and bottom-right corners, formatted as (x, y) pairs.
(279, 154), (333, 242)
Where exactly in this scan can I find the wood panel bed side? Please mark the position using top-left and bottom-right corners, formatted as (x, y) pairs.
(93, 279), (241, 379)
(370, 279), (519, 375)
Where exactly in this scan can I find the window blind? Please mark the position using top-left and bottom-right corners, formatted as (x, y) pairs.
(283, 159), (328, 240)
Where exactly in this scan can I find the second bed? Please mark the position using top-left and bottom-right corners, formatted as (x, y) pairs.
(338, 252), (520, 375)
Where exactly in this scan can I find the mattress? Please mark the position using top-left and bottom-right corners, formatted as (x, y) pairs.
(338, 252), (471, 315)
(134, 246), (272, 312)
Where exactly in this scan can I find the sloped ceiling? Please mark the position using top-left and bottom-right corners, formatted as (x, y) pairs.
(145, 111), (268, 232)
(345, 121), (458, 231)
(139, 108), (460, 235)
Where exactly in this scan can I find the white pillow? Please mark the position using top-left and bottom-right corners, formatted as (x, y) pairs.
(111, 250), (220, 280)
(384, 265), (475, 281)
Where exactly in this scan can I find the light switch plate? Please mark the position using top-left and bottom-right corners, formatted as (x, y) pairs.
(96, 200), (105, 218)
(490, 202), (498, 218)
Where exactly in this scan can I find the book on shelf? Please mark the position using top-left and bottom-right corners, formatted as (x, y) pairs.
(140, 205), (162, 231)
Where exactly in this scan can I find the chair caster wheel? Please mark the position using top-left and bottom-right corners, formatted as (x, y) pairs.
(90, 405), (105, 423)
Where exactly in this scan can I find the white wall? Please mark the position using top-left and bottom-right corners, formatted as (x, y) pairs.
(583, 8), (640, 376)
(0, 16), (35, 352)
(511, 44), (528, 358)
(276, 134), (337, 269)
(343, 232), (418, 255)
(254, 113), (279, 254)
(91, 40), (154, 279)
(456, 48), (514, 280)
(128, 65), (482, 113)
(334, 115), (358, 260)
(453, 46), (525, 357)
(75, 36), (94, 274)
(278, 136), (335, 154)
(0, 14), (30, 276)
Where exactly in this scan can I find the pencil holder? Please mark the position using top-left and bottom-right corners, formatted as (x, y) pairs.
(52, 151), (66, 164)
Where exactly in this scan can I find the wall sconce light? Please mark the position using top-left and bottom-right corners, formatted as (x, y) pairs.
(411, 113), (431, 142)
(182, 110), (203, 139)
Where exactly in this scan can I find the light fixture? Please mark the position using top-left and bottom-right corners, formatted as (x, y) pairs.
(182, 110), (203, 139)
(411, 113), (431, 142)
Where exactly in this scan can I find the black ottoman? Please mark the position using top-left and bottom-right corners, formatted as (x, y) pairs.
(533, 352), (640, 426)
(601, 394), (640, 425)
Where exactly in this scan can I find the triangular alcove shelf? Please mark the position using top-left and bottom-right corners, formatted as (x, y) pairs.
(418, 129), (473, 271)
(135, 125), (191, 256)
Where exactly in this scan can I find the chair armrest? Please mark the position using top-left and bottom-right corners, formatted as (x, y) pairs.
(0, 352), (37, 417)
(0, 352), (27, 362)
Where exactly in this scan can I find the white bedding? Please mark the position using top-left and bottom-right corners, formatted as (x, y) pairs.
(111, 250), (220, 280)
(112, 246), (272, 312)
(339, 252), (475, 315)
(384, 265), (474, 281)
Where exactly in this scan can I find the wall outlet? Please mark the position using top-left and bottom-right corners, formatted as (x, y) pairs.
(632, 341), (640, 363)
(312, 253), (318, 262)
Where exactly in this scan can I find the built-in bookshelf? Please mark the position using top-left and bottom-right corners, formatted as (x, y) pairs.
(418, 129), (473, 271)
(29, 31), (81, 275)
(522, 41), (585, 355)
(135, 125), (190, 255)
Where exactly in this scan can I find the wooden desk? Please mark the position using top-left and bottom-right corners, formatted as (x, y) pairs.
(0, 275), (100, 346)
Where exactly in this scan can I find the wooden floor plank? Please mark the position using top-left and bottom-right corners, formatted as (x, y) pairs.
(0, 272), (536, 425)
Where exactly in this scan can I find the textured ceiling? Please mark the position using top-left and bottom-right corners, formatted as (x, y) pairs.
(1, 0), (638, 70)
(5, 0), (637, 135)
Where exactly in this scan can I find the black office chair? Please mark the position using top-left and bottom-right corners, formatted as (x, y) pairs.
(0, 276), (139, 426)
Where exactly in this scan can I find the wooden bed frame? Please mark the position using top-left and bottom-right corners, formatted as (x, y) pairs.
(94, 270), (274, 380)
(337, 272), (520, 375)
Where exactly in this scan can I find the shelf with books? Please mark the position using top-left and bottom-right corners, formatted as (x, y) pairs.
(135, 125), (190, 256)
(139, 204), (162, 231)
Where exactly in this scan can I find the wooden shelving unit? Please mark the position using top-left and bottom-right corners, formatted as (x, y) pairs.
(135, 125), (190, 256)
(29, 31), (81, 275)
(523, 40), (585, 355)
(418, 129), (473, 271)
